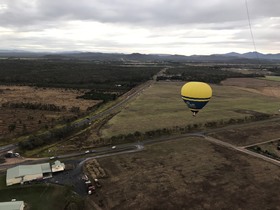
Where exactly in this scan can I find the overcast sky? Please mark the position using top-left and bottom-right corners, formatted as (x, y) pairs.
(0, 0), (279, 55)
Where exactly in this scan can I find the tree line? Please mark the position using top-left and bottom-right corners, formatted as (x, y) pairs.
(18, 112), (271, 151)
(157, 65), (262, 84)
(0, 60), (161, 91)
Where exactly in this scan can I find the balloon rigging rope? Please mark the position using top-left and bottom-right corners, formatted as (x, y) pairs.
(245, 1), (277, 99)
(244, 0), (260, 65)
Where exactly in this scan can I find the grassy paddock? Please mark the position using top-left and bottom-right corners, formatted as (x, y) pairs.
(263, 76), (280, 81)
(101, 81), (280, 138)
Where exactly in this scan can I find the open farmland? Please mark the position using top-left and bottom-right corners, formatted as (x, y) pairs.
(94, 137), (280, 210)
(100, 79), (280, 138)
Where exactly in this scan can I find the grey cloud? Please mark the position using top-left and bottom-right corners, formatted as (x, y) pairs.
(1, 0), (279, 28)
(0, 0), (279, 54)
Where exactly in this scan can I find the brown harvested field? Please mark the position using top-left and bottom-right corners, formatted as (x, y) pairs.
(0, 85), (100, 141)
(222, 77), (280, 98)
(209, 119), (280, 146)
(91, 137), (280, 210)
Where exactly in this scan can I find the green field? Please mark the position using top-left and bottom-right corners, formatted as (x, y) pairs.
(101, 81), (280, 138)
(0, 176), (83, 210)
(263, 76), (280, 81)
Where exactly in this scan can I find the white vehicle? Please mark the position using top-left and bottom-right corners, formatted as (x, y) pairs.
(112, 146), (116, 149)
(14, 153), (20, 157)
(85, 150), (90, 154)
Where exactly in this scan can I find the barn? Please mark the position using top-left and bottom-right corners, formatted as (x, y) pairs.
(6, 163), (52, 186)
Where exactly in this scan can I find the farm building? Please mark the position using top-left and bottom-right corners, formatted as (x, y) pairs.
(6, 163), (52, 186)
(51, 160), (65, 172)
(0, 200), (24, 210)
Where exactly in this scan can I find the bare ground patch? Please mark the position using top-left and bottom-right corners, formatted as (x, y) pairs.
(222, 78), (280, 98)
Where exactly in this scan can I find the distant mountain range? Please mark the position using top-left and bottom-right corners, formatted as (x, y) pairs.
(1, 50), (280, 63)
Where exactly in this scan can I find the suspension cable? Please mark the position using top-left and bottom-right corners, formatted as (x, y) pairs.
(244, 0), (261, 65)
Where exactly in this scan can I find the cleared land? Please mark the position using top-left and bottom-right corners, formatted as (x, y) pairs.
(0, 85), (96, 111)
(95, 137), (280, 210)
(101, 79), (280, 138)
(0, 85), (99, 141)
(222, 77), (280, 98)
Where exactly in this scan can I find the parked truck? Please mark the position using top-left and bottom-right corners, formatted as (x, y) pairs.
(85, 180), (95, 195)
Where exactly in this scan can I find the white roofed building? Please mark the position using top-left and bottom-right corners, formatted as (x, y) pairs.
(0, 200), (24, 210)
(51, 160), (65, 173)
(6, 163), (52, 186)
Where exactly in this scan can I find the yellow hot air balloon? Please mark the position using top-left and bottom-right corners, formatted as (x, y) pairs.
(181, 82), (212, 116)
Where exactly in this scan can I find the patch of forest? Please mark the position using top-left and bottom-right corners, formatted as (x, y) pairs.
(0, 60), (161, 91)
(157, 65), (263, 83)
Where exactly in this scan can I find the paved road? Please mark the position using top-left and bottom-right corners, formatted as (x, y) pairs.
(47, 144), (144, 195)
(0, 144), (17, 155)
(0, 143), (144, 172)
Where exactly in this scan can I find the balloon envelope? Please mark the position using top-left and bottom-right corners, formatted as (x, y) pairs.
(181, 82), (212, 115)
